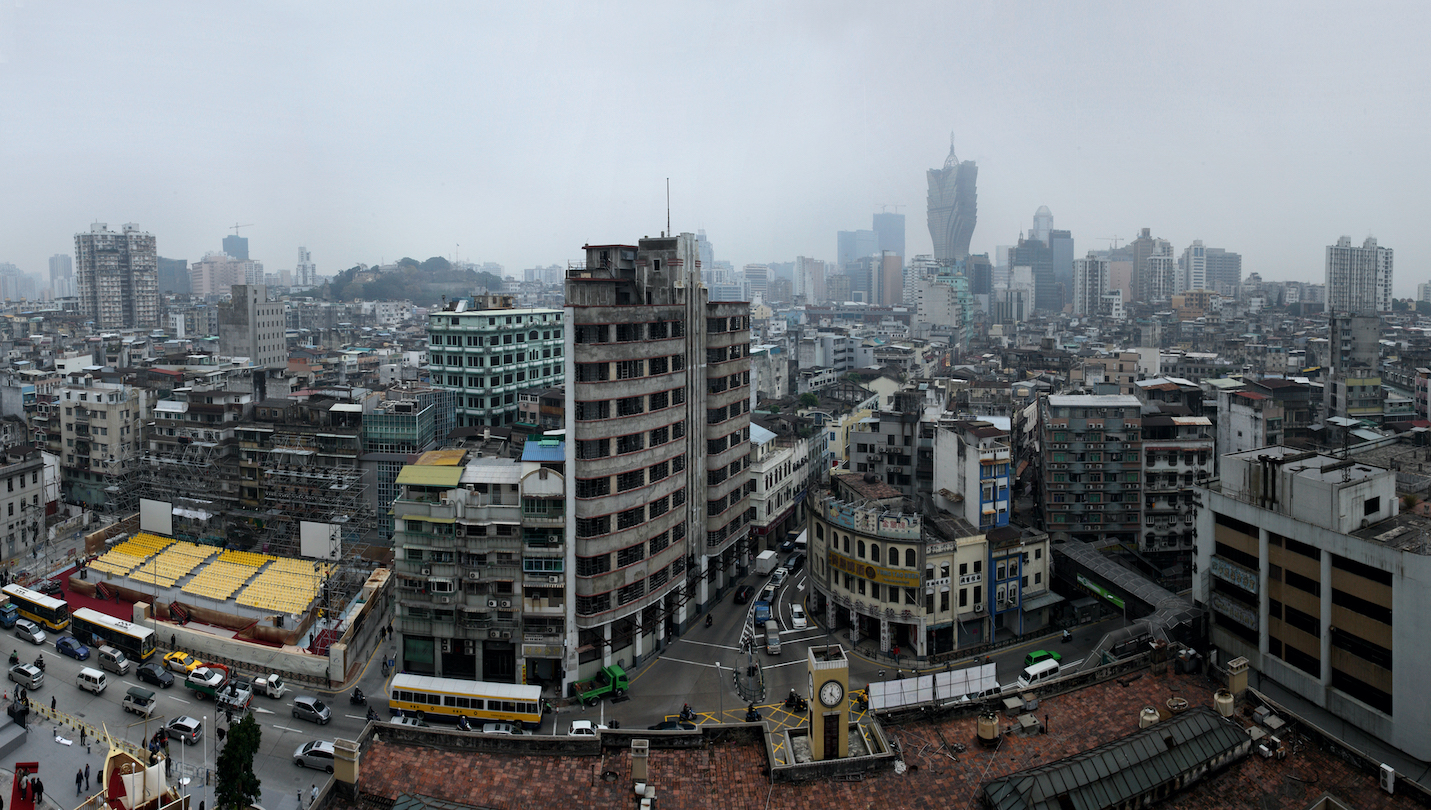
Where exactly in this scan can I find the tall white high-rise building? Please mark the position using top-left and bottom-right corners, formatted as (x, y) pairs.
(1142, 241), (1178, 303)
(1326, 236), (1393, 314)
(295, 247), (317, 287)
(1072, 251), (1109, 316)
(74, 222), (159, 329)
(1179, 240), (1207, 293)
(49, 254), (73, 298)
(1031, 206), (1054, 244)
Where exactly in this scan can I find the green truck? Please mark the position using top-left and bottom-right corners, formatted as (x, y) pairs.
(572, 664), (629, 705)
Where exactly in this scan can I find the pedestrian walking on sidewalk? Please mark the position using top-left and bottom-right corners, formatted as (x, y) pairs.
(76, 768), (83, 796)
(81, 726), (86, 746)
(297, 789), (303, 809)
(310, 784), (318, 804)
(85, 764), (90, 791)
(51, 695), (56, 712)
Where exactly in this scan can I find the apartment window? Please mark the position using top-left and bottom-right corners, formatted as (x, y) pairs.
(575, 477), (611, 498)
(617, 434), (644, 454)
(617, 470), (644, 492)
(576, 439), (610, 459)
(575, 516), (610, 538)
(575, 363), (609, 382)
(617, 396), (645, 416)
(616, 507), (644, 530)
(576, 554), (612, 577)
(616, 360), (643, 380)
(616, 542), (646, 567)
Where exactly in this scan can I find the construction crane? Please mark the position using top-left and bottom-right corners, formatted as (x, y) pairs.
(1099, 236), (1123, 249)
(230, 222), (255, 235)
(876, 204), (905, 214)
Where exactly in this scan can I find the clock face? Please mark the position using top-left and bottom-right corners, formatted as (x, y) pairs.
(819, 679), (844, 708)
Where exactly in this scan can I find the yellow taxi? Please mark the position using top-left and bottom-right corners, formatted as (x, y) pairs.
(164, 651), (202, 674)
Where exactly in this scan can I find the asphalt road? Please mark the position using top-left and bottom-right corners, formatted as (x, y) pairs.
(1, 589), (1127, 807)
(1, 631), (391, 810)
(553, 566), (1128, 734)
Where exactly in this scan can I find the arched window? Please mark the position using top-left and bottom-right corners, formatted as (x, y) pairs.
(888, 546), (898, 566)
(871, 544), (880, 563)
(815, 524), (824, 541)
(906, 549), (916, 568)
(857, 540), (865, 559)
(843, 535), (850, 554)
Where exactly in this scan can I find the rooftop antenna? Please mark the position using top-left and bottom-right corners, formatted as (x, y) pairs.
(666, 178), (671, 237)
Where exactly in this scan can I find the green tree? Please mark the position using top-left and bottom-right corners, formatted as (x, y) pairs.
(799, 393), (819, 408)
(215, 713), (263, 810)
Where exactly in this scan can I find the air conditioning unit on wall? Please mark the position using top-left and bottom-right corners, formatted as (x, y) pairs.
(974, 604), (984, 613)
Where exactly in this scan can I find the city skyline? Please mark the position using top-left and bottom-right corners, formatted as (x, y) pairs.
(0, 3), (1427, 294)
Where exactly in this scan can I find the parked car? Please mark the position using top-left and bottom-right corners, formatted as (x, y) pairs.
(733, 585), (755, 604)
(167, 715), (203, 745)
(567, 720), (607, 736)
(480, 722), (526, 736)
(293, 740), (336, 773)
(647, 720), (696, 731)
(164, 651), (201, 674)
(55, 636), (91, 661)
(1023, 650), (1063, 668)
(14, 619), (45, 645)
(390, 715), (427, 728)
(137, 662), (175, 689)
(790, 604), (807, 630)
(292, 695), (332, 725)
(33, 580), (62, 596)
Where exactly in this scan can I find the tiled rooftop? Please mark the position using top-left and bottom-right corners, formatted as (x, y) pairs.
(344, 666), (1419, 810)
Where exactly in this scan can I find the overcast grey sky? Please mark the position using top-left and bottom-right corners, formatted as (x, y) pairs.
(2, 2), (1427, 293)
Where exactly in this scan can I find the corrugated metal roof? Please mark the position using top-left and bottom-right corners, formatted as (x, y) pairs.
(395, 466), (463, 487)
(521, 440), (565, 462)
(983, 708), (1248, 810)
(415, 449), (467, 466)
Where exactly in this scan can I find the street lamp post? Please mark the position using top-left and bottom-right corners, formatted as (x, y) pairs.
(715, 661), (723, 723)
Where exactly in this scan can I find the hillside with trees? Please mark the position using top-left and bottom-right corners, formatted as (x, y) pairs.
(322, 256), (504, 305)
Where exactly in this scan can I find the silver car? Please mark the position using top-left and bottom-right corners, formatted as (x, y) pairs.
(292, 695), (332, 725)
(167, 715), (203, 745)
(293, 740), (336, 773)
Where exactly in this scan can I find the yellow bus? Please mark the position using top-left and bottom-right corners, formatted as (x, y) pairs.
(389, 673), (544, 730)
(2, 583), (71, 631)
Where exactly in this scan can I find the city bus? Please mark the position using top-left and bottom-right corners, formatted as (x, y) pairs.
(388, 673), (544, 730)
(2, 584), (70, 632)
(70, 607), (157, 663)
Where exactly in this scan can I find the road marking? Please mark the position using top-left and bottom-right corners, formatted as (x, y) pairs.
(270, 724), (307, 734)
(167, 695), (192, 704)
(252, 706), (274, 714)
(345, 714), (370, 721)
(1067, 658), (1085, 669)
(656, 656), (723, 669)
(673, 639), (742, 651)
(761, 659), (809, 670)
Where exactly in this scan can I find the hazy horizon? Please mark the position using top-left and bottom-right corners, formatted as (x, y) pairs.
(2, 2), (1427, 294)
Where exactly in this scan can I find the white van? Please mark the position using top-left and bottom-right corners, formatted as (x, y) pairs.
(764, 620), (782, 655)
(97, 646), (131, 675)
(1016, 658), (1060, 690)
(76, 667), (108, 695)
